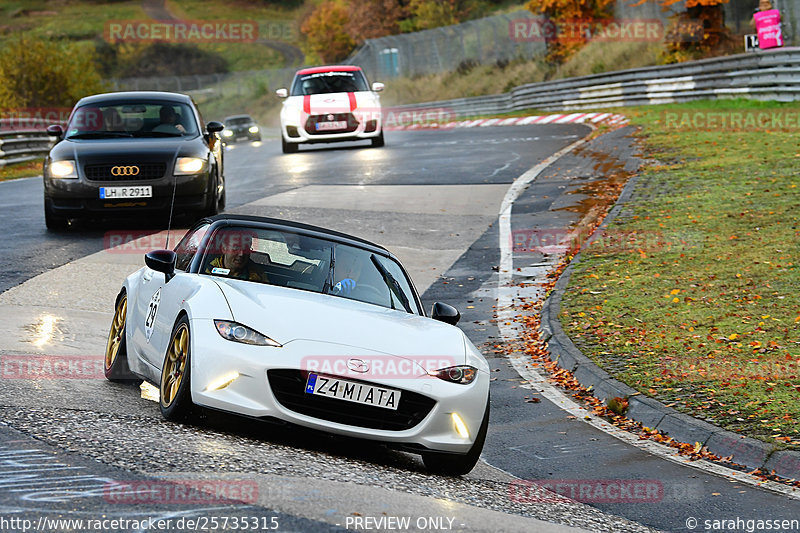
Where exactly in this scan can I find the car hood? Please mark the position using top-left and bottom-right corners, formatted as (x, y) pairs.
(49, 136), (203, 163)
(213, 278), (466, 361)
(284, 91), (380, 115)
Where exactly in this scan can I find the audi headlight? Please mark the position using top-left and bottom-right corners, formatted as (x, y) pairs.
(214, 320), (281, 347)
(222, 129), (234, 137)
(433, 365), (477, 384)
(248, 126), (259, 133)
(48, 160), (77, 179)
(174, 157), (206, 175)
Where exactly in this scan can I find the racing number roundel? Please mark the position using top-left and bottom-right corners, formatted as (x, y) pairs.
(145, 288), (161, 343)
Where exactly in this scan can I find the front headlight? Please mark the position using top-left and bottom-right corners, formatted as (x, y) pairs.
(248, 125), (259, 133)
(222, 129), (234, 137)
(174, 157), (206, 175)
(433, 365), (477, 385)
(48, 160), (77, 179)
(214, 320), (282, 347)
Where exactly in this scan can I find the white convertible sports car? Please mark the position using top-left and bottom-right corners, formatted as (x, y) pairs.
(275, 65), (385, 153)
(104, 215), (490, 475)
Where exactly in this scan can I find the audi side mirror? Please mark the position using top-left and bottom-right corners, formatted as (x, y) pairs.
(275, 88), (288, 98)
(372, 82), (385, 92)
(431, 302), (460, 325)
(206, 121), (224, 134)
(145, 249), (177, 282)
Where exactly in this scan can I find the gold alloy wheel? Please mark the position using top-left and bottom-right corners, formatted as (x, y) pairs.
(105, 296), (127, 371)
(161, 323), (189, 407)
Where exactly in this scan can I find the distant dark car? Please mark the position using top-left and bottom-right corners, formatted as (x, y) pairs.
(222, 114), (261, 142)
(43, 91), (226, 230)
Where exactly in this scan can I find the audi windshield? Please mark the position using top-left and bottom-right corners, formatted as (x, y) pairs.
(65, 101), (200, 138)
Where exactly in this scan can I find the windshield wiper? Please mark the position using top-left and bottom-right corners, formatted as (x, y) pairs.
(134, 131), (183, 137)
(321, 246), (336, 294)
(67, 131), (133, 139)
(370, 254), (412, 313)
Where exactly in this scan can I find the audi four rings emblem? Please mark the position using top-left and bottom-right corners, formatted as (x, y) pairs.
(111, 165), (140, 176)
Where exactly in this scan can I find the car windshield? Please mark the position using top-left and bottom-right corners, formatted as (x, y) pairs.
(225, 117), (252, 125)
(65, 101), (199, 138)
(195, 226), (419, 314)
(291, 71), (369, 96)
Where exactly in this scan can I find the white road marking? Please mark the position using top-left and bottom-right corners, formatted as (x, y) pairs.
(494, 133), (800, 500)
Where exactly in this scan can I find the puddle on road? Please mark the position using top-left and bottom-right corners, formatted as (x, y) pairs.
(556, 145), (635, 218)
(551, 145), (637, 252)
(24, 314), (63, 348)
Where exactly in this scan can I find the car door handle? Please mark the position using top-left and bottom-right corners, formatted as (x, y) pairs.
(143, 270), (153, 282)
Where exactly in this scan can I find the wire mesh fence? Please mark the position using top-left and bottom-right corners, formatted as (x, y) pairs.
(345, 10), (546, 80)
(108, 67), (296, 99)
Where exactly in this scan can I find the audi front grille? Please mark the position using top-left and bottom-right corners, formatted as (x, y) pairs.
(84, 163), (167, 182)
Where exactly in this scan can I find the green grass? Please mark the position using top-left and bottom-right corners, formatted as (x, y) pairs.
(0, 0), (308, 73)
(0, 1), (145, 40)
(559, 99), (800, 447)
(0, 158), (43, 181)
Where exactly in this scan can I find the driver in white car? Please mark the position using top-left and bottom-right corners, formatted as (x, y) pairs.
(205, 231), (268, 282)
(331, 247), (363, 297)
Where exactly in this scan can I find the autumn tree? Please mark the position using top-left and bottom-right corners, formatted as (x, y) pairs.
(403, 0), (488, 32)
(0, 37), (104, 109)
(347, 0), (405, 40)
(301, 0), (356, 63)
(525, 0), (616, 63)
(636, 0), (732, 63)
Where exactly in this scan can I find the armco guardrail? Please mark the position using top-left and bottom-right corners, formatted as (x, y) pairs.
(389, 47), (800, 117)
(0, 119), (53, 167)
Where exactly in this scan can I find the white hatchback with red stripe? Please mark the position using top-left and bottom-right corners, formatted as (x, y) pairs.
(276, 66), (385, 153)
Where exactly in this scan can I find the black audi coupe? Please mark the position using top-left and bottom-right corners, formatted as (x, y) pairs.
(43, 91), (225, 230)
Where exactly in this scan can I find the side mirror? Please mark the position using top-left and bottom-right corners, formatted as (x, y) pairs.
(145, 249), (177, 282)
(372, 82), (384, 92)
(46, 125), (63, 138)
(275, 88), (288, 98)
(206, 121), (224, 134)
(431, 302), (460, 325)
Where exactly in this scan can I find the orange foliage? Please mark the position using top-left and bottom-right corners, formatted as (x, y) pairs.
(526, 0), (616, 19)
(525, 0), (616, 63)
(301, 1), (356, 63)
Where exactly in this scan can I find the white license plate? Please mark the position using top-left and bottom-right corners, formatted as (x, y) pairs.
(305, 373), (400, 410)
(100, 186), (153, 199)
(316, 121), (347, 131)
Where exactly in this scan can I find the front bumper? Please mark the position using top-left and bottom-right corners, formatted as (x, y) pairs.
(44, 172), (211, 216)
(223, 129), (261, 142)
(280, 114), (382, 145)
(189, 318), (489, 453)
